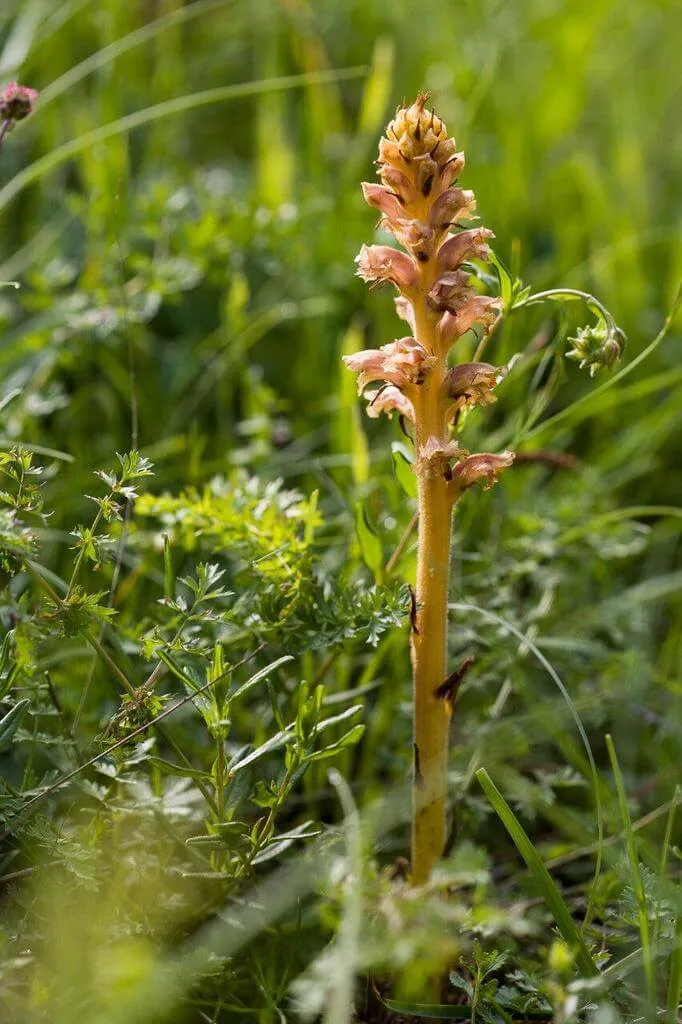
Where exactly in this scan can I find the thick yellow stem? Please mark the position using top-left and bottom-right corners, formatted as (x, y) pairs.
(411, 463), (453, 884)
(409, 332), (454, 883)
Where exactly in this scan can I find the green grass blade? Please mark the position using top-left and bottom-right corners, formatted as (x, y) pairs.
(605, 735), (656, 1017)
(660, 788), (681, 1022)
(37, 0), (233, 109)
(556, 506), (682, 547)
(381, 998), (552, 1021)
(451, 601), (604, 927)
(325, 770), (362, 1024)
(0, 66), (367, 214)
(380, 1001), (473, 1020)
(667, 918), (682, 1024)
(475, 768), (599, 979)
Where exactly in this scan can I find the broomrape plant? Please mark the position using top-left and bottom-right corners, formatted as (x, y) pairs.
(344, 93), (624, 885)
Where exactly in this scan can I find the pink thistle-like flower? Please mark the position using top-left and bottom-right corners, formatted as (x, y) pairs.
(365, 385), (415, 422)
(0, 81), (39, 122)
(452, 451), (515, 490)
(355, 244), (418, 294)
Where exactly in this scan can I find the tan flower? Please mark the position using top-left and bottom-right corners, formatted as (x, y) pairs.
(437, 228), (495, 274)
(355, 244), (418, 294)
(392, 218), (434, 253)
(365, 385), (415, 422)
(361, 182), (404, 225)
(417, 436), (467, 483)
(378, 165), (415, 205)
(444, 362), (503, 413)
(343, 336), (435, 393)
(427, 270), (474, 314)
(421, 436), (462, 462)
(439, 296), (502, 347)
(428, 187), (476, 233)
(452, 451), (515, 490)
(394, 296), (416, 333)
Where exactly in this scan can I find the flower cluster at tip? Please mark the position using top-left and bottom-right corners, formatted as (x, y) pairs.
(0, 81), (39, 131)
(343, 92), (513, 495)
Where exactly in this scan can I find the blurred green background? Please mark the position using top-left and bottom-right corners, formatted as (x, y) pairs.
(1, 0), (681, 1019)
(1, 0), (680, 500)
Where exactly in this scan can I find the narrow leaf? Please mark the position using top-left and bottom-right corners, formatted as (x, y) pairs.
(0, 699), (30, 752)
(391, 442), (418, 499)
(149, 757), (213, 781)
(475, 768), (599, 978)
(228, 655), (293, 703)
(605, 735), (656, 1012)
(355, 502), (384, 583)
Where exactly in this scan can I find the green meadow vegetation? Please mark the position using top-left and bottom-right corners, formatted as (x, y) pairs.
(0, 0), (680, 1021)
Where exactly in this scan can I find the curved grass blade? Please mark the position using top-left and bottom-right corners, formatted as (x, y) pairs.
(380, 998), (552, 1021)
(0, 66), (367, 214)
(450, 601), (604, 927)
(475, 768), (599, 979)
(521, 284), (681, 442)
(556, 505), (682, 547)
(605, 735), (656, 1019)
(667, 919), (682, 1024)
(325, 770), (362, 1024)
(37, 0), (233, 109)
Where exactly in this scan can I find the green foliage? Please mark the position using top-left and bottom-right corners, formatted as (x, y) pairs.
(0, 0), (680, 1021)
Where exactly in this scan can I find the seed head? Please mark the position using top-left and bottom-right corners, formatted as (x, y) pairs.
(567, 320), (625, 377)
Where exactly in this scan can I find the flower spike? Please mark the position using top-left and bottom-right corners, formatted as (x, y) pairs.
(342, 91), (623, 890)
(344, 93), (513, 887)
